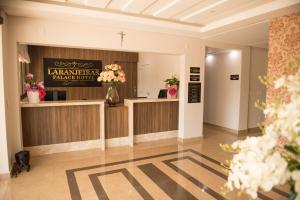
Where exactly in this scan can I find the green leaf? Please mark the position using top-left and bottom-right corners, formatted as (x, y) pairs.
(287, 159), (300, 171)
(285, 145), (300, 155)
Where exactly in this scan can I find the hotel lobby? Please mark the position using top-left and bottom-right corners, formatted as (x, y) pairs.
(0, 0), (299, 200)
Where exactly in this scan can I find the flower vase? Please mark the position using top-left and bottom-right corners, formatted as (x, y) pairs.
(288, 192), (297, 200)
(27, 90), (40, 103)
(106, 84), (119, 106)
(167, 85), (178, 99)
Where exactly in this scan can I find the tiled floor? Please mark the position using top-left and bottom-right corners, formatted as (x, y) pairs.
(0, 125), (290, 200)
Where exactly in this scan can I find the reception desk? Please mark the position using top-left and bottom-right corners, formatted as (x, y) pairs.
(20, 100), (105, 151)
(20, 98), (179, 154)
(124, 98), (179, 146)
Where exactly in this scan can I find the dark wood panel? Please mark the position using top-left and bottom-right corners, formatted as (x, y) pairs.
(22, 105), (100, 147)
(105, 105), (128, 139)
(28, 45), (138, 101)
(133, 102), (179, 135)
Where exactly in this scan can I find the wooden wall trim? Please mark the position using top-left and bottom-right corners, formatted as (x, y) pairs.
(105, 105), (128, 139)
(28, 45), (138, 100)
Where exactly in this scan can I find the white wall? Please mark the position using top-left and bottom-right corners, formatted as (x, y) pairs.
(138, 53), (180, 98)
(1, 13), (252, 173)
(204, 50), (242, 130)
(0, 12), (10, 174)
(247, 47), (268, 128)
(1, 16), (206, 173)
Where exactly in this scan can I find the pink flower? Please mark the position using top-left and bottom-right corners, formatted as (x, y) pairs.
(37, 81), (44, 89)
(24, 83), (31, 92)
(38, 89), (46, 100)
(26, 73), (33, 80)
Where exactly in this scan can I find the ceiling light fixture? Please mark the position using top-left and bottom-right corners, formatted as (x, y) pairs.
(180, 0), (228, 21)
(122, 0), (134, 11)
(153, 0), (180, 16)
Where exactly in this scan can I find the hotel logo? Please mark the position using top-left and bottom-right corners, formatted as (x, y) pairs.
(43, 58), (102, 87)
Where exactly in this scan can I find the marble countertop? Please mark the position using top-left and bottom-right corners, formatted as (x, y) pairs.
(124, 98), (179, 104)
(20, 99), (105, 108)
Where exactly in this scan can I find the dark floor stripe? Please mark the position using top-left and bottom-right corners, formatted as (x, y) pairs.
(66, 149), (289, 200)
(66, 170), (82, 200)
(188, 149), (288, 199)
(89, 173), (109, 200)
(70, 149), (190, 172)
(66, 149), (190, 200)
(165, 156), (273, 200)
(122, 169), (154, 200)
(138, 163), (198, 200)
(271, 188), (290, 198)
(163, 157), (226, 200)
(89, 168), (154, 200)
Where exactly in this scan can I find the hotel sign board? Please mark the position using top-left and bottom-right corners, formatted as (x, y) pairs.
(190, 67), (200, 74)
(188, 82), (201, 103)
(43, 58), (102, 87)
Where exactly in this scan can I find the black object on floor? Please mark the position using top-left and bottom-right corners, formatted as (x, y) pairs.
(15, 150), (31, 172)
(10, 162), (21, 178)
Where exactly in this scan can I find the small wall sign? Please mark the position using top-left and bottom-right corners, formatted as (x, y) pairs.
(190, 74), (200, 81)
(230, 74), (239, 80)
(188, 82), (201, 103)
(44, 58), (102, 87)
(190, 67), (200, 74)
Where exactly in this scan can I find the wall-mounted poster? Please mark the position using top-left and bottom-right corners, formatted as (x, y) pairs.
(43, 58), (102, 87)
(188, 82), (201, 103)
(190, 74), (200, 81)
(190, 67), (200, 74)
(230, 74), (239, 80)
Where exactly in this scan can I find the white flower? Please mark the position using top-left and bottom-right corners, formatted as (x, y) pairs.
(274, 76), (286, 89)
(228, 135), (289, 199)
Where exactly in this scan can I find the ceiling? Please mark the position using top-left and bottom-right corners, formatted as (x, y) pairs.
(39, 0), (274, 27)
(1, 0), (300, 48)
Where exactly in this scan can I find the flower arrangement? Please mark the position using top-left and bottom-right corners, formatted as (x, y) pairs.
(164, 75), (179, 86)
(24, 73), (46, 100)
(221, 58), (300, 199)
(97, 64), (126, 106)
(97, 64), (126, 84)
(165, 75), (179, 99)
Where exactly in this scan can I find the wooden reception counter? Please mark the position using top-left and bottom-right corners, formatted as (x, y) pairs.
(20, 98), (179, 154)
(20, 100), (105, 151)
(124, 98), (179, 146)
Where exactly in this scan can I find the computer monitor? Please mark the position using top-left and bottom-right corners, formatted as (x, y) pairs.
(45, 90), (66, 101)
(158, 89), (167, 98)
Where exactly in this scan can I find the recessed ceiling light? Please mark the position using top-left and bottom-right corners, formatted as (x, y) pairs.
(206, 54), (214, 62)
(153, 0), (180, 16)
(122, 0), (134, 11)
(180, 0), (228, 21)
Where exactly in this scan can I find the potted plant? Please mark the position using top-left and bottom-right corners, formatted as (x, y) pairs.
(24, 73), (46, 103)
(164, 75), (179, 99)
(97, 64), (126, 106)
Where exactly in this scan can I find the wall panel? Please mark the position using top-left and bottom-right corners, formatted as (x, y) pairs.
(28, 45), (138, 101)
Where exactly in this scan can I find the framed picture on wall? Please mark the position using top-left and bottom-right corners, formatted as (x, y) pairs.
(43, 58), (102, 87)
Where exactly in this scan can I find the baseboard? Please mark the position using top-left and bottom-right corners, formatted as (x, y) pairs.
(24, 139), (102, 156)
(0, 173), (10, 180)
(204, 122), (261, 136)
(106, 137), (129, 147)
(177, 136), (202, 144)
(238, 127), (261, 135)
(135, 130), (178, 143)
(204, 122), (238, 135)
(24, 131), (179, 156)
